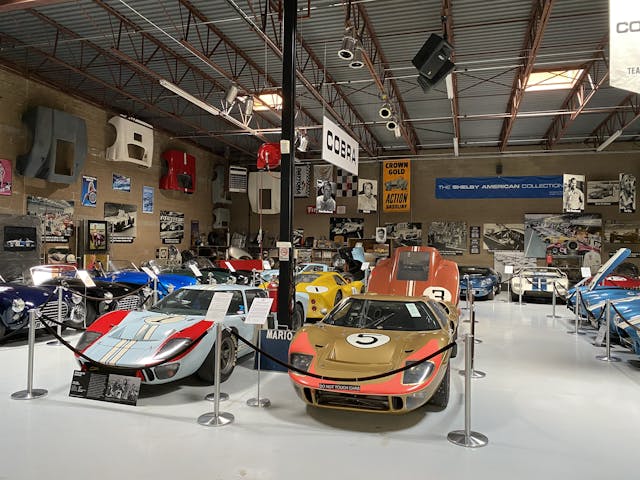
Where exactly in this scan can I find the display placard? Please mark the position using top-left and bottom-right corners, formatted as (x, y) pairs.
(205, 292), (233, 323)
(245, 297), (274, 325)
(69, 370), (141, 406)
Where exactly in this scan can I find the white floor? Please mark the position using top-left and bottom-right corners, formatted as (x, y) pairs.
(1, 293), (639, 480)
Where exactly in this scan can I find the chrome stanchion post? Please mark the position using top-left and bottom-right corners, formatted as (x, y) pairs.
(12, 310), (48, 400)
(47, 285), (64, 346)
(596, 299), (621, 362)
(152, 277), (158, 305)
(198, 322), (234, 426)
(567, 289), (585, 335)
(448, 334), (488, 448)
(459, 309), (485, 378)
(247, 329), (270, 408)
(547, 280), (559, 319)
(518, 273), (524, 305)
(463, 275), (472, 322)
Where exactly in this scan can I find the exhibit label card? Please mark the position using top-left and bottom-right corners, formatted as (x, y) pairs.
(245, 298), (274, 325)
(69, 370), (141, 406)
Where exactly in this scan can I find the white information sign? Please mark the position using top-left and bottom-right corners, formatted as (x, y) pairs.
(141, 266), (158, 280)
(77, 270), (96, 288)
(188, 263), (203, 277)
(322, 115), (359, 175)
(205, 292), (233, 323)
(610, 0), (640, 94)
(245, 298), (274, 325)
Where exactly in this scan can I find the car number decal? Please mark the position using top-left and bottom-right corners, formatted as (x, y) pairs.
(422, 286), (452, 302)
(346, 333), (390, 348)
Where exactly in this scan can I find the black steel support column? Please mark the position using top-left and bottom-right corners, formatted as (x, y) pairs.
(277, 0), (297, 328)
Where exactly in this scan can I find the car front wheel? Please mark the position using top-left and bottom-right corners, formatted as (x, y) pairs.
(196, 330), (238, 384)
(427, 363), (450, 409)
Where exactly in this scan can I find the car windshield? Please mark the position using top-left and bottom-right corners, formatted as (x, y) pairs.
(149, 289), (244, 316)
(520, 268), (562, 277)
(459, 267), (491, 276)
(295, 273), (320, 284)
(322, 298), (441, 331)
(107, 260), (139, 273)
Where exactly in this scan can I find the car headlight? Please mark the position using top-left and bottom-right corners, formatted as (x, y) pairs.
(480, 278), (492, 287)
(72, 293), (83, 304)
(142, 286), (153, 297)
(153, 338), (193, 362)
(76, 331), (102, 351)
(103, 292), (114, 304)
(166, 284), (175, 293)
(290, 353), (313, 372)
(12, 298), (25, 313)
(402, 360), (435, 385)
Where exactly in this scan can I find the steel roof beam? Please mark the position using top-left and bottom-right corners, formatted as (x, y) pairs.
(499, 0), (554, 152)
(0, 31), (255, 156)
(226, 0), (381, 156)
(345, 2), (419, 154)
(588, 93), (640, 149)
(543, 36), (608, 149)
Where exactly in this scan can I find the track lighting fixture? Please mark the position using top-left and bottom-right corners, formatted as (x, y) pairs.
(225, 84), (239, 105)
(298, 134), (309, 152)
(338, 28), (356, 60)
(385, 118), (398, 131)
(378, 103), (392, 119)
(394, 125), (402, 138)
(244, 96), (254, 116)
(349, 47), (365, 69)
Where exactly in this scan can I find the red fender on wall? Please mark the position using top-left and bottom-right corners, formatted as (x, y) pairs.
(160, 150), (196, 193)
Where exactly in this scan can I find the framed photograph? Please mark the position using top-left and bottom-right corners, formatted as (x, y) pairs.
(0, 159), (13, 196)
(113, 173), (131, 192)
(87, 220), (108, 252)
(142, 186), (154, 214)
(4, 225), (37, 251)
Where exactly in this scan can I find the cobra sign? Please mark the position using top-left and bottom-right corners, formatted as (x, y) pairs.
(322, 116), (359, 175)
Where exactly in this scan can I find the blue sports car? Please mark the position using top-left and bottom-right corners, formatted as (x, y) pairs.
(459, 266), (501, 300)
(93, 260), (197, 304)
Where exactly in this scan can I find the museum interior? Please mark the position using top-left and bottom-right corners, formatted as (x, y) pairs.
(0, 1), (639, 479)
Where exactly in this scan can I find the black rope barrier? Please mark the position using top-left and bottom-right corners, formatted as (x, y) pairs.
(39, 311), (86, 332)
(230, 329), (456, 382)
(611, 303), (640, 333)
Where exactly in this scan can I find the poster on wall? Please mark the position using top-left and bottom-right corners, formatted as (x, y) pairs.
(104, 203), (137, 243)
(142, 186), (154, 214)
(382, 160), (410, 212)
(469, 226), (481, 254)
(113, 173), (131, 192)
(357, 179), (378, 213)
(87, 220), (108, 251)
(482, 223), (525, 251)
(524, 213), (602, 259)
(0, 159), (12, 195)
(81, 175), (97, 207)
(27, 196), (74, 243)
(605, 221), (640, 244)
(562, 174), (585, 213)
(315, 180), (337, 214)
(427, 221), (466, 255)
(160, 210), (185, 244)
(385, 222), (422, 246)
(336, 168), (358, 197)
(586, 180), (619, 205)
(294, 165), (311, 198)
(330, 217), (363, 240)
(619, 173), (636, 213)
(3, 226), (37, 251)
(493, 251), (537, 281)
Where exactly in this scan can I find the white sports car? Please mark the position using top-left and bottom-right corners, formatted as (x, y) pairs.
(510, 267), (568, 301)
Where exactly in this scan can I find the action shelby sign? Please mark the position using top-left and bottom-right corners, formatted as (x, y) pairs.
(322, 116), (359, 175)
(610, 0), (640, 93)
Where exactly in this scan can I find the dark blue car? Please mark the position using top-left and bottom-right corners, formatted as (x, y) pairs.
(459, 266), (502, 300)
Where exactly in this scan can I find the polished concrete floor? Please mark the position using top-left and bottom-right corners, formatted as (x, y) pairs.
(1, 293), (639, 480)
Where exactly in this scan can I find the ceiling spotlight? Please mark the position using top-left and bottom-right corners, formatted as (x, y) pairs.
(385, 118), (398, 131)
(244, 96), (254, 116)
(298, 134), (309, 152)
(225, 84), (239, 104)
(349, 48), (365, 69)
(378, 103), (392, 119)
(338, 28), (356, 60)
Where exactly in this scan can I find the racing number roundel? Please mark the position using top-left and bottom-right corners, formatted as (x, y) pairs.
(346, 333), (390, 349)
(422, 286), (452, 302)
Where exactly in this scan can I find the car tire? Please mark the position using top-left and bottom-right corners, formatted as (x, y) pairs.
(511, 292), (519, 302)
(496, 283), (502, 294)
(196, 330), (238, 384)
(289, 303), (304, 331)
(0, 322), (6, 340)
(428, 363), (450, 409)
(487, 289), (495, 300)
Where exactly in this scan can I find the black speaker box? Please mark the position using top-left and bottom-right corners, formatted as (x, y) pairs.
(412, 33), (453, 79)
(416, 59), (455, 93)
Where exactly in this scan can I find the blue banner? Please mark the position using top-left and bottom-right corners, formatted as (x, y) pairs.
(436, 175), (563, 199)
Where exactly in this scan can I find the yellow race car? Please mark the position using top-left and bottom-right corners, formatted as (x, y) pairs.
(296, 271), (365, 319)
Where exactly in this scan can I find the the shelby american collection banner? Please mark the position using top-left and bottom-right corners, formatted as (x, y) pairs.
(435, 175), (563, 199)
(610, 0), (640, 94)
